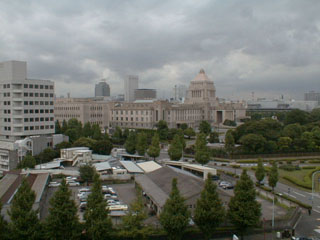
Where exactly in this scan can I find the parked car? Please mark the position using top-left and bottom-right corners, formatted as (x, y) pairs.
(49, 182), (61, 187)
(68, 181), (80, 187)
(66, 176), (77, 181)
(80, 202), (87, 212)
(222, 183), (234, 190)
(78, 191), (91, 198)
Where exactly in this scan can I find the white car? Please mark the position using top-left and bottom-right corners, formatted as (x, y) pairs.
(49, 182), (60, 187)
(68, 181), (80, 186)
(66, 176), (77, 181)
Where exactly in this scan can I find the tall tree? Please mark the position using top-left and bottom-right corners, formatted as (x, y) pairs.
(157, 120), (169, 140)
(79, 164), (96, 184)
(160, 178), (190, 240)
(194, 174), (225, 240)
(255, 158), (265, 185)
(92, 138), (113, 155)
(268, 161), (278, 191)
(0, 203), (9, 240)
(82, 122), (93, 138)
(199, 121), (211, 136)
(179, 123), (188, 130)
(17, 154), (36, 169)
(147, 134), (160, 160)
(55, 120), (62, 134)
(225, 130), (235, 153)
(8, 178), (41, 240)
(184, 127), (196, 139)
(208, 131), (219, 143)
(228, 170), (261, 240)
(112, 126), (123, 145)
(92, 124), (103, 140)
(45, 179), (81, 240)
(239, 134), (267, 154)
(136, 132), (148, 156)
(168, 134), (183, 161)
(195, 133), (211, 165)
(84, 174), (112, 240)
(125, 131), (137, 154)
(61, 119), (68, 133)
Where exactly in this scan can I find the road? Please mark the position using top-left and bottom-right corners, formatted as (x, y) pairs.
(211, 164), (320, 239)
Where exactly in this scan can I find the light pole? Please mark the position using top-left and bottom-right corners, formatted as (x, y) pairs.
(312, 171), (320, 208)
(272, 194), (275, 229)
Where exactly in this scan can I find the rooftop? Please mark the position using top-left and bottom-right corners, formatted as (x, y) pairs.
(119, 161), (144, 173)
(136, 161), (162, 173)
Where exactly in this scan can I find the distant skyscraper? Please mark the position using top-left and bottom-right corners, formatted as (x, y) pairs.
(173, 84), (187, 100)
(304, 91), (320, 104)
(124, 75), (139, 102)
(95, 80), (110, 97)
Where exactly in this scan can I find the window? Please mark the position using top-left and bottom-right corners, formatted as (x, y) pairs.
(35, 101), (39, 105)
(29, 92), (33, 97)
(35, 109), (39, 113)
(45, 93), (48, 97)
(35, 85), (39, 89)
(50, 93), (53, 97)
(50, 85), (53, 89)
(6, 84), (10, 88)
(45, 109), (49, 113)
(29, 84), (33, 88)
(24, 84), (28, 88)
(40, 85), (43, 89)
(40, 117), (44, 121)
(30, 109), (34, 114)
(24, 101), (28, 105)
(24, 92), (28, 97)
(30, 118), (34, 122)
(45, 85), (48, 89)
(50, 109), (54, 113)
(35, 118), (39, 121)
(29, 101), (33, 105)
(24, 118), (28, 122)
(40, 126), (44, 129)
(24, 126), (29, 131)
(30, 126), (34, 130)
(40, 93), (44, 97)
(35, 93), (39, 97)
(40, 109), (44, 113)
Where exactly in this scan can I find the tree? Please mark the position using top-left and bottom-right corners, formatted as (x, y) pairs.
(179, 123), (188, 130)
(72, 137), (96, 149)
(160, 178), (190, 240)
(45, 179), (81, 240)
(194, 174), (225, 240)
(255, 158), (265, 185)
(208, 131), (219, 143)
(54, 141), (72, 155)
(0, 203), (9, 240)
(168, 134), (183, 161)
(228, 170), (261, 239)
(84, 174), (112, 240)
(92, 139), (113, 155)
(277, 137), (292, 152)
(61, 119), (68, 133)
(301, 131), (316, 151)
(121, 188), (147, 239)
(17, 154), (36, 169)
(268, 161), (278, 191)
(285, 109), (309, 125)
(8, 178), (41, 240)
(184, 127), (195, 139)
(157, 120), (169, 140)
(82, 122), (93, 138)
(112, 126), (123, 145)
(35, 148), (58, 165)
(239, 134), (267, 154)
(55, 120), (62, 134)
(147, 134), (160, 160)
(195, 133), (210, 165)
(125, 131), (137, 154)
(92, 124), (102, 140)
(225, 130), (235, 153)
(136, 132), (148, 156)
(79, 164), (95, 184)
(65, 128), (78, 143)
(199, 121), (211, 136)
(282, 123), (302, 140)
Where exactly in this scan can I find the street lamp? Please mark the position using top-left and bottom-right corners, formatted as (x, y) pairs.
(311, 170), (320, 207)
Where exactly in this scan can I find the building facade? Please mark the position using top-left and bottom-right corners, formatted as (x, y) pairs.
(55, 69), (246, 130)
(134, 88), (156, 100)
(304, 91), (320, 105)
(95, 80), (110, 97)
(124, 75), (139, 102)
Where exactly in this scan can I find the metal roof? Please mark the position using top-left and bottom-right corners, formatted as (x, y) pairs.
(93, 162), (112, 171)
(31, 173), (49, 203)
(92, 154), (112, 161)
(119, 161), (144, 173)
(35, 161), (61, 170)
(137, 161), (162, 173)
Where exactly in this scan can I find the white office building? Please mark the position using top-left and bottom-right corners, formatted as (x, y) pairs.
(124, 75), (139, 102)
(0, 60), (55, 172)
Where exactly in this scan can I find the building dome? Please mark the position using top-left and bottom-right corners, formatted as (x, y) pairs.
(193, 69), (210, 82)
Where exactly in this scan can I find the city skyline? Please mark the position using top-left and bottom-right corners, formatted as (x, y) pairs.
(0, 1), (319, 100)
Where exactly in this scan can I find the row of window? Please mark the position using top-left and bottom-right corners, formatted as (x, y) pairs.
(24, 125), (54, 131)
(112, 110), (151, 115)
(24, 101), (54, 106)
(55, 106), (81, 111)
(4, 118), (11, 122)
(56, 114), (79, 118)
(3, 93), (10, 97)
(24, 92), (54, 97)
(3, 126), (11, 131)
(90, 114), (103, 118)
(3, 109), (11, 114)
(23, 84), (53, 90)
(24, 117), (54, 122)
(3, 84), (10, 89)
(90, 106), (103, 111)
(3, 101), (10, 105)
(112, 117), (152, 122)
(113, 122), (152, 128)
(24, 109), (54, 114)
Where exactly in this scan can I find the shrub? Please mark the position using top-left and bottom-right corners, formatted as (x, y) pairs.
(278, 193), (312, 210)
(309, 160), (320, 163)
(279, 165), (300, 171)
(236, 160), (258, 163)
(282, 176), (311, 189)
(301, 166), (316, 170)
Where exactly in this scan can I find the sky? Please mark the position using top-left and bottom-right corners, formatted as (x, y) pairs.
(0, 0), (319, 100)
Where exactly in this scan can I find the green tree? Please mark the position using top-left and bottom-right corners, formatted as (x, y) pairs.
(92, 139), (113, 155)
(84, 174), (112, 240)
(17, 154), (36, 169)
(92, 124), (102, 140)
(79, 164), (96, 184)
(125, 131), (137, 154)
(277, 137), (292, 152)
(225, 130), (235, 153)
(8, 178), (41, 240)
(228, 170), (261, 239)
(285, 109), (309, 125)
(195, 133), (210, 165)
(268, 161), (278, 191)
(301, 131), (316, 151)
(121, 189), (147, 239)
(157, 120), (169, 140)
(194, 174), (225, 240)
(0, 203), (9, 240)
(35, 148), (58, 165)
(61, 119), (68, 133)
(160, 178), (190, 240)
(239, 133), (267, 154)
(179, 123), (188, 130)
(112, 126), (123, 145)
(282, 123), (302, 140)
(184, 127), (195, 139)
(208, 131), (219, 143)
(136, 132), (148, 156)
(168, 134), (183, 161)
(199, 120), (211, 136)
(82, 122), (93, 138)
(55, 120), (62, 134)
(255, 158), (265, 185)
(54, 141), (72, 155)
(65, 128), (78, 143)
(147, 134), (160, 160)
(45, 179), (81, 240)
(72, 137), (96, 149)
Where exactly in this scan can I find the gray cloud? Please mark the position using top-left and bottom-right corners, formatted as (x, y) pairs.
(0, 0), (319, 99)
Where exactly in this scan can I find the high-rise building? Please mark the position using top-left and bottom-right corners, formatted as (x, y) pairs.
(124, 75), (139, 102)
(304, 91), (320, 104)
(95, 80), (110, 97)
(0, 61), (55, 141)
(134, 89), (156, 100)
(173, 84), (187, 101)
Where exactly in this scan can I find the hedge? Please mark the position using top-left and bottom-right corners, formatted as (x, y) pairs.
(277, 193), (312, 210)
(309, 160), (320, 163)
(282, 175), (311, 190)
(301, 166), (317, 169)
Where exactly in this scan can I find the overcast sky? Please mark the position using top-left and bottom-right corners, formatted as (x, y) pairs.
(0, 0), (319, 100)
